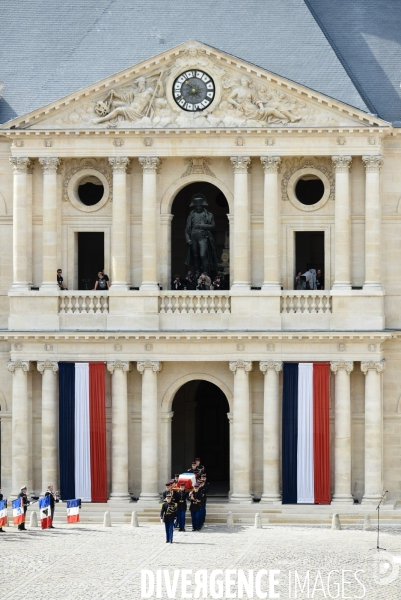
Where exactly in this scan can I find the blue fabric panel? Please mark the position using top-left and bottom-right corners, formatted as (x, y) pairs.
(282, 362), (299, 504)
(59, 363), (76, 501)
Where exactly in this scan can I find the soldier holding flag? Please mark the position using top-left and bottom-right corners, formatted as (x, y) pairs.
(45, 485), (57, 528)
(17, 486), (29, 531)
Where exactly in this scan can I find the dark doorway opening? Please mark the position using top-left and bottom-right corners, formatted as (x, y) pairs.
(295, 231), (325, 286)
(78, 232), (104, 290)
(171, 182), (229, 287)
(171, 380), (230, 496)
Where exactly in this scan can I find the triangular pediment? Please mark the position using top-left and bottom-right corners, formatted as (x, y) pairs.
(1, 41), (389, 131)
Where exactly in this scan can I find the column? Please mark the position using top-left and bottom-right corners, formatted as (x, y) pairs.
(332, 156), (352, 289)
(330, 360), (354, 503)
(39, 158), (60, 290)
(137, 360), (162, 501)
(107, 360), (130, 499)
(361, 360), (386, 503)
(109, 157), (130, 289)
(230, 157), (251, 289)
(161, 411), (174, 491)
(259, 360), (282, 502)
(261, 157), (281, 290)
(8, 360), (32, 496)
(229, 360), (252, 502)
(37, 360), (58, 492)
(9, 157), (31, 290)
(362, 155), (383, 290)
(139, 157), (161, 290)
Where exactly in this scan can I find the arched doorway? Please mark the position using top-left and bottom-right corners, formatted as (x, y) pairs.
(171, 182), (229, 286)
(171, 380), (230, 495)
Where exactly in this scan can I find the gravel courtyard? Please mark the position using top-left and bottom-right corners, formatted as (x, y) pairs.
(1, 523), (401, 599)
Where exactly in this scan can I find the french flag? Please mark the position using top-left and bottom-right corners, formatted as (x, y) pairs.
(38, 496), (52, 529)
(282, 363), (331, 504)
(0, 500), (7, 527)
(59, 363), (107, 502)
(66, 499), (80, 523)
(12, 498), (25, 525)
(177, 473), (197, 489)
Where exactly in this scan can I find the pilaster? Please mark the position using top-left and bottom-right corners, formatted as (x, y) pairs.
(230, 157), (251, 289)
(259, 360), (282, 503)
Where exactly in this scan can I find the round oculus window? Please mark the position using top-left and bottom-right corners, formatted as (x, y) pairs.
(173, 70), (215, 112)
(77, 175), (105, 206)
(295, 175), (325, 206)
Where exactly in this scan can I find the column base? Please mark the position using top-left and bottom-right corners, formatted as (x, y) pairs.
(229, 493), (253, 504)
(332, 282), (352, 290)
(110, 282), (129, 290)
(109, 492), (131, 502)
(10, 283), (30, 291)
(140, 282), (159, 291)
(139, 492), (160, 502)
(39, 283), (59, 292)
(261, 283), (281, 292)
(363, 282), (382, 291)
(331, 494), (354, 504)
(362, 494), (383, 505)
(231, 282), (251, 290)
(260, 493), (281, 504)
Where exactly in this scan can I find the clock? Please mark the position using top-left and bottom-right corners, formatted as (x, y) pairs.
(173, 70), (215, 112)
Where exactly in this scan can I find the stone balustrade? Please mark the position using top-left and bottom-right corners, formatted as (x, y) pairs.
(59, 292), (109, 314)
(159, 292), (231, 314)
(281, 291), (332, 314)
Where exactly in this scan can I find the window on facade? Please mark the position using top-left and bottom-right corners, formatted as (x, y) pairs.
(78, 176), (105, 206)
(295, 175), (324, 205)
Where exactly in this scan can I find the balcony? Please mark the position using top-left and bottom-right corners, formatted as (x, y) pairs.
(8, 289), (385, 332)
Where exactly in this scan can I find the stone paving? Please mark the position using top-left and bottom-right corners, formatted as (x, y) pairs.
(1, 522), (401, 599)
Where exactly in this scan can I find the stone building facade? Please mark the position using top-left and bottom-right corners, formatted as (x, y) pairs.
(0, 33), (400, 506)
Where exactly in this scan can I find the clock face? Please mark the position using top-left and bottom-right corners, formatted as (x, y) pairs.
(173, 70), (215, 112)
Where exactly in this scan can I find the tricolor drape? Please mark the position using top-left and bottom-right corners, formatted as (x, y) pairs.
(282, 362), (330, 504)
(59, 363), (107, 502)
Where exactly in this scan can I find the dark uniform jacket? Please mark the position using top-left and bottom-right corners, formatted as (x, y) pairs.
(45, 490), (55, 509)
(18, 491), (29, 513)
(189, 490), (202, 512)
(162, 490), (172, 500)
(160, 501), (177, 523)
(174, 490), (189, 511)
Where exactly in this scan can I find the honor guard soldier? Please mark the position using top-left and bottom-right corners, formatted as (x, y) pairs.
(162, 482), (173, 501)
(175, 482), (189, 531)
(160, 493), (177, 543)
(189, 483), (202, 531)
(172, 475), (180, 490)
(187, 461), (198, 475)
(45, 485), (57, 528)
(18, 486), (30, 531)
(195, 458), (205, 474)
(0, 488), (5, 532)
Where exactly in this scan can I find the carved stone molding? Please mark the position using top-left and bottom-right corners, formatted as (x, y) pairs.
(107, 360), (130, 374)
(108, 156), (131, 173)
(137, 360), (162, 373)
(236, 343), (245, 351)
(14, 343), (23, 351)
(39, 157), (60, 173)
(144, 343), (154, 351)
(281, 157), (334, 202)
(181, 158), (215, 178)
(230, 156), (251, 173)
(361, 360), (386, 374)
(266, 343), (275, 352)
(261, 156), (281, 174)
(229, 360), (253, 373)
(44, 344), (53, 351)
(362, 155), (384, 172)
(260, 360), (283, 374)
(37, 360), (59, 374)
(332, 155), (352, 173)
(337, 343), (347, 352)
(63, 158), (113, 203)
(330, 361), (354, 374)
(368, 344), (377, 352)
(144, 138), (152, 147)
(44, 139), (53, 148)
(114, 344), (122, 352)
(9, 157), (31, 174)
(265, 138), (275, 146)
(337, 137), (346, 145)
(13, 139), (24, 147)
(138, 157), (161, 173)
(7, 360), (33, 373)
(113, 138), (124, 147)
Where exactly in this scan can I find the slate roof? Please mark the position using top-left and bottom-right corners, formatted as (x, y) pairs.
(0, 0), (399, 125)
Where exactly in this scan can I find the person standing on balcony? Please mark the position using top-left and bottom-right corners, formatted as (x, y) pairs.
(171, 275), (184, 291)
(294, 270), (304, 290)
(94, 271), (110, 291)
(57, 269), (68, 290)
(197, 273), (212, 290)
(316, 269), (324, 290)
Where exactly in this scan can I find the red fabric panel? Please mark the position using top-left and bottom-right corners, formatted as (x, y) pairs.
(313, 363), (331, 504)
(89, 363), (108, 502)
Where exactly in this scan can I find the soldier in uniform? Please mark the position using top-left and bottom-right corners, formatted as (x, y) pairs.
(187, 461), (200, 478)
(18, 486), (30, 531)
(160, 493), (177, 543)
(0, 487), (5, 532)
(174, 482), (189, 532)
(189, 483), (202, 531)
(195, 458), (205, 474)
(199, 474), (209, 528)
(162, 482), (173, 501)
(45, 485), (57, 528)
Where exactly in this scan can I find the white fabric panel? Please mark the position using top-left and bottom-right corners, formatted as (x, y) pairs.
(297, 363), (314, 503)
(74, 363), (91, 502)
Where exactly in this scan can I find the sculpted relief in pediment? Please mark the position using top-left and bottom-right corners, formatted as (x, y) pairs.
(49, 43), (357, 129)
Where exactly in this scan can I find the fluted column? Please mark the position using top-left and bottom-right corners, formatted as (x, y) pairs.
(330, 360), (354, 503)
(107, 360), (130, 499)
(229, 360), (252, 502)
(109, 157), (130, 289)
(137, 360), (162, 501)
(9, 158), (31, 290)
(361, 360), (386, 503)
(39, 158), (60, 290)
(37, 361), (58, 492)
(230, 157), (251, 289)
(139, 157), (161, 290)
(8, 360), (32, 496)
(261, 157), (281, 290)
(259, 360), (282, 502)
(362, 155), (383, 290)
(332, 156), (352, 289)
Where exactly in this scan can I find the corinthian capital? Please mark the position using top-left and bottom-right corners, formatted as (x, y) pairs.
(361, 360), (386, 374)
(9, 157), (31, 173)
(330, 360), (354, 374)
(37, 360), (58, 374)
(230, 156), (251, 173)
(107, 360), (130, 374)
(362, 155), (384, 173)
(260, 156), (281, 174)
(7, 360), (32, 373)
(39, 157), (60, 173)
(229, 360), (253, 373)
(259, 360), (283, 374)
(138, 157), (161, 173)
(108, 157), (130, 173)
(137, 360), (162, 373)
(332, 155), (352, 172)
